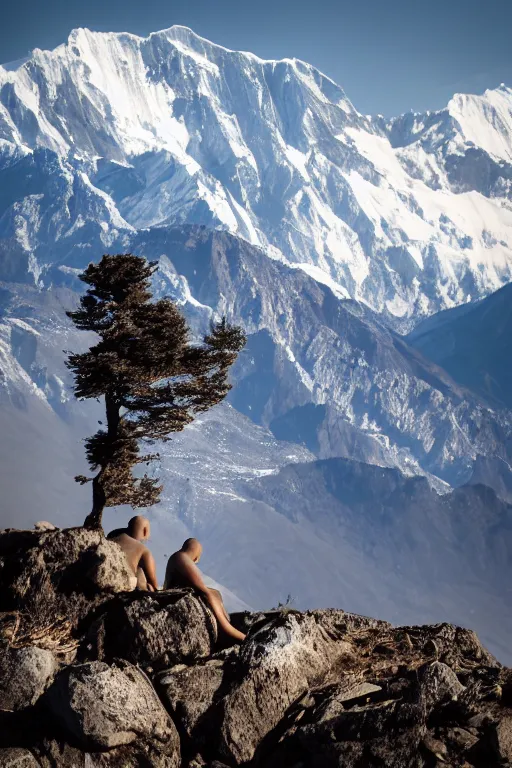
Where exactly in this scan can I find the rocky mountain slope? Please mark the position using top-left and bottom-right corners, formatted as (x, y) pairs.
(408, 282), (512, 410)
(3, 227), (511, 488)
(1, 26), (512, 329)
(0, 525), (510, 767)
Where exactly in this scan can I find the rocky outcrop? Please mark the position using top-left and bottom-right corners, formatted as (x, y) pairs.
(87, 590), (217, 671)
(0, 527), (136, 632)
(217, 611), (362, 763)
(0, 526), (510, 767)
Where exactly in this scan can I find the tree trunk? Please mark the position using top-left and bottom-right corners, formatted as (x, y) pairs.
(83, 474), (106, 529)
(83, 393), (120, 530)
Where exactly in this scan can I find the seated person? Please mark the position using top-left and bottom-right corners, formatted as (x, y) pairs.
(164, 538), (246, 643)
(107, 515), (158, 592)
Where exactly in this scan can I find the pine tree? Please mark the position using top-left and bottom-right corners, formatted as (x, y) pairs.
(66, 254), (246, 529)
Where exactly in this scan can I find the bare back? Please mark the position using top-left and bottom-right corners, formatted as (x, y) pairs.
(111, 531), (145, 569)
(109, 532), (155, 590)
(164, 551), (204, 590)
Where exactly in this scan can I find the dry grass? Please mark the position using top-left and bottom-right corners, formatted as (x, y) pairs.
(0, 610), (78, 655)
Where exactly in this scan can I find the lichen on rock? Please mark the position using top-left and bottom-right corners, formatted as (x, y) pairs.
(47, 659), (179, 755)
(0, 645), (58, 711)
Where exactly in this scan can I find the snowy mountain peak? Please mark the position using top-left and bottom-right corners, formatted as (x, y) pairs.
(0, 27), (512, 327)
(446, 85), (512, 163)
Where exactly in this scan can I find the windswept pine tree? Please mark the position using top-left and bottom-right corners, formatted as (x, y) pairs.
(66, 254), (246, 529)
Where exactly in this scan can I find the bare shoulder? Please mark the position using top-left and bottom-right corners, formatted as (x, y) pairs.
(112, 533), (144, 552)
(174, 551), (195, 569)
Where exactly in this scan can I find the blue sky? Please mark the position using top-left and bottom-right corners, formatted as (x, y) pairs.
(1, 0), (511, 116)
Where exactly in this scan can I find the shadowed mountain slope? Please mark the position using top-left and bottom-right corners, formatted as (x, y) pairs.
(408, 282), (512, 410)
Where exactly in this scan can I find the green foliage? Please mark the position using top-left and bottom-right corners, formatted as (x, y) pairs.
(66, 254), (246, 528)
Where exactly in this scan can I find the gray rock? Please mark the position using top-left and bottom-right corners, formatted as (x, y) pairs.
(0, 528), (137, 633)
(86, 539), (137, 593)
(96, 591), (217, 670)
(158, 659), (226, 740)
(492, 716), (512, 763)
(419, 661), (465, 713)
(0, 646), (57, 710)
(47, 659), (179, 757)
(0, 749), (40, 766)
(217, 611), (355, 764)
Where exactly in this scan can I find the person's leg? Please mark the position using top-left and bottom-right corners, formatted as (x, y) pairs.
(209, 588), (230, 621)
(205, 590), (245, 642)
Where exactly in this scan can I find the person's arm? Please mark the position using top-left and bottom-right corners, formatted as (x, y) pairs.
(139, 548), (159, 592)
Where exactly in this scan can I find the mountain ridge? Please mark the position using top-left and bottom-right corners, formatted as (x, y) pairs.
(1, 26), (512, 328)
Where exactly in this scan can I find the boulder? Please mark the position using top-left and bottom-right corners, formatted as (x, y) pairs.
(0, 749), (40, 766)
(418, 661), (465, 713)
(46, 659), (179, 759)
(86, 539), (137, 593)
(0, 646), (58, 710)
(216, 610), (356, 764)
(0, 528), (136, 635)
(492, 716), (512, 762)
(158, 658), (229, 742)
(251, 617), (506, 768)
(90, 591), (217, 670)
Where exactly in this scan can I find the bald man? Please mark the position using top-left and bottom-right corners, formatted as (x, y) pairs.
(164, 539), (246, 643)
(107, 515), (159, 592)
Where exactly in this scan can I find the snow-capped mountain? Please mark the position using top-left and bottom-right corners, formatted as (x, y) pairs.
(1, 26), (512, 657)
(1, 26), (512, 328)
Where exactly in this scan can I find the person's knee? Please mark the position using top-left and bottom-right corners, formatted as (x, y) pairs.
(210, 588), (222, 600)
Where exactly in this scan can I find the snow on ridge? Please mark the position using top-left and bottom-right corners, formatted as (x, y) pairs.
(0, 26), (512, 327)
(447, 87), (512, 163)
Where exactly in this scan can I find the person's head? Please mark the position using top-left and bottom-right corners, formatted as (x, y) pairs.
(127, 515), (150, 541)
(182, 537), (202, 563)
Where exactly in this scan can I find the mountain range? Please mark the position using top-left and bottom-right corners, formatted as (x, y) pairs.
(0, 26), (511, 661)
